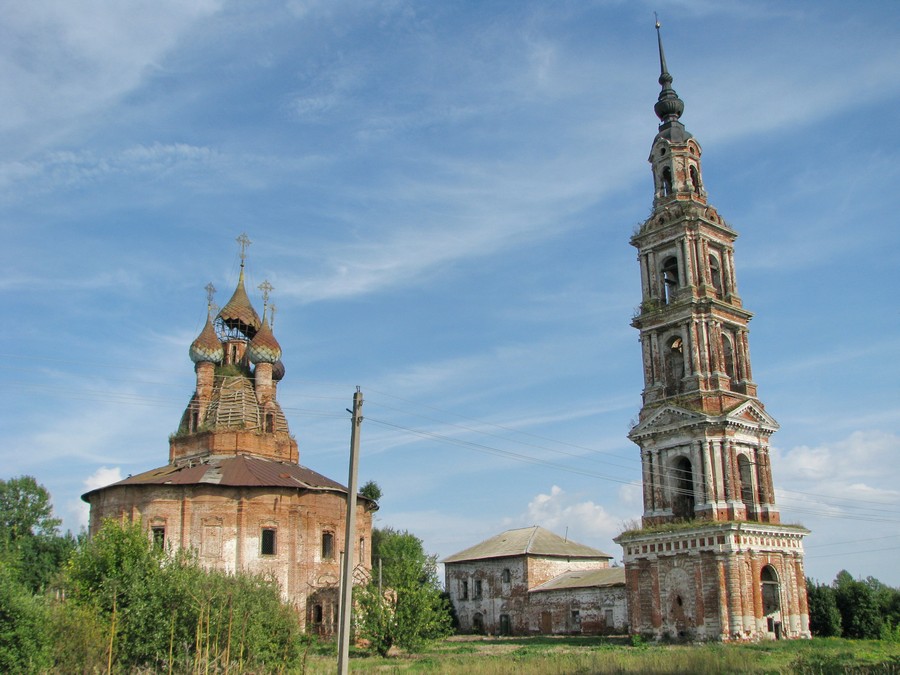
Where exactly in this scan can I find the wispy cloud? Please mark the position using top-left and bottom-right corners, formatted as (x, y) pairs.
(0, 2), (222, 155)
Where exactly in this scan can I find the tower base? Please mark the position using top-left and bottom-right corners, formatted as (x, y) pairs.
(615, 522), (810, 641)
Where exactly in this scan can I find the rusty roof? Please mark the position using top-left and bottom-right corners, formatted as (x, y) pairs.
(81, 454), (357, 501)
(247, 319), (282, 363)
(189, 316), (224, 363)
(442, 526), (612, 563)
(217, 270), (261, 335)
(529, 567), (625, 593)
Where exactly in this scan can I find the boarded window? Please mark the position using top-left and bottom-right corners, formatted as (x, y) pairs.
(202, 522), (222, 558)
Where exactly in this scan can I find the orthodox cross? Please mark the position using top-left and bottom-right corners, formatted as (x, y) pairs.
(204, 282), (217, 316)
(236, 232), (252, 261)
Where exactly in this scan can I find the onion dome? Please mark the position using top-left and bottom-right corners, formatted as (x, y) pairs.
(190, 316), (224, 363)
(248, 316), (282, 364)
(272, 359), (286, 381)
(217, 265), (261, 339)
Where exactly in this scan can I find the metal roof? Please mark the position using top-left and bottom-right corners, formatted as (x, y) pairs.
(81, 454), (358, 501)
(442, 526), (612, 563)
(529, 567), (625, 593)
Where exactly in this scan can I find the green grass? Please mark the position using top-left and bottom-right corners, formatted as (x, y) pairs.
(299, 636), (900, 674)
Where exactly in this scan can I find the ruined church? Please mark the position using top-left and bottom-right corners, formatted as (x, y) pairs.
(614, 25), (810, 640)
(82, 237), (376, 633)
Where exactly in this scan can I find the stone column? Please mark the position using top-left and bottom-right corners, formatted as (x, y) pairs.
(641, 450), (653, 513)
(750, 554), (763, 633)
(652, 449), (664, 513)
(689, 320), (702, 377)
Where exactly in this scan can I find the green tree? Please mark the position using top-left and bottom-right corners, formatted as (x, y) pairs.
(0, 562), (52, 674)
(806, 578), (841, 637)
(357, 528), (452, 657)
(0, 476), (74, 593)
(360, 480), (382, 503)
(833, 570), (883, 639)
(0, 476), (61, 543)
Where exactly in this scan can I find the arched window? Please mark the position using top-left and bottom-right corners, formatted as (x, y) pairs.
(690, 165), (701, 193)
(661, 256), (679, 304)
(709, 254), (722, 296)
(321, 531), (334, 559)
(665, 336), (684, 395)
(671, 456), (695, 519)
(722, 334), (736, 386)
(661, 167), (673, 196)
(761, 566), (780, 617)
(265, 412), (275, 433)
(738, 454), (756, 517)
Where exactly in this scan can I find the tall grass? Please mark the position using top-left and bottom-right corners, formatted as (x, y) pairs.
(299, 636), (900, 674)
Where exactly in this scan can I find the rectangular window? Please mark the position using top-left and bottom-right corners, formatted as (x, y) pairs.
(474, 579), (483, 600)
(501, 568), (511, 583)
(151, 526), (165, 549)
(461, 580), (469, 600)
(322, 531), (334, 559)
(261, 528), (276, 556)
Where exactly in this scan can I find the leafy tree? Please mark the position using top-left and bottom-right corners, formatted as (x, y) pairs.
(360, 480), (382, 503)
(833, 570), (883, 639)
(0, 562), (52, 674)
(0, 476), (61, 543)
(806, 578), (841, 637)
(0, 476), (74, 593)
(357, 528), (452, 656)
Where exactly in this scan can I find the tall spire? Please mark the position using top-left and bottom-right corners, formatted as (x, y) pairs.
(216, 233), (262, 339)
(653, 17), (685, 126)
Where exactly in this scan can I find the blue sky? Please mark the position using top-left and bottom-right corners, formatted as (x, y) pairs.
(3, 1), (899, 587)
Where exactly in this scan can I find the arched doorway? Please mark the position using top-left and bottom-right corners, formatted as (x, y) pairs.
(665, 336), (684, 395)
(761, 565), (782, 638)
(738, 454), (756, 519)
(671, 456), (694, 519)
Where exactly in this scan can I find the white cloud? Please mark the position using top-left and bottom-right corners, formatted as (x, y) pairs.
(523, 485), (620, 540)
(0, 2), (222, 154)
(777, 430), (900, 483)
(70, 466), (123, 530)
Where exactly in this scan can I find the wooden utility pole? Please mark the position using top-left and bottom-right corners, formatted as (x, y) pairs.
(337, 388), (363, 675)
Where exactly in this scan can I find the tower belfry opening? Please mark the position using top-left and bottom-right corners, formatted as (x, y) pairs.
(614, 21), (810, 642)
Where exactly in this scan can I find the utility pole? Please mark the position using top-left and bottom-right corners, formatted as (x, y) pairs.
(337, 387), (363, 675)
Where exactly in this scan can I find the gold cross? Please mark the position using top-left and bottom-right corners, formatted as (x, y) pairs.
(236, 233), (252, 261)
(258, 279), (274, 306)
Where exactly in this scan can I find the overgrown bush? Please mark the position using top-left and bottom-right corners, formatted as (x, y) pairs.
(0, 563), (52, 674)
(63, 518), (304, 672)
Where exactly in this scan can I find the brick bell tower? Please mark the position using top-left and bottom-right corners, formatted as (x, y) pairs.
(614, 23), (810, 641)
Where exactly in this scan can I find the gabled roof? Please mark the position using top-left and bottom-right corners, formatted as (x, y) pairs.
(442, 526), (612, 564)
(81, 454), (355, 501)
(629, 400), (779, 441)
(529, 567), (625, 593)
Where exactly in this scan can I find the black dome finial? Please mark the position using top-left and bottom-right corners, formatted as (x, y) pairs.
(653, 16), (685, 125)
